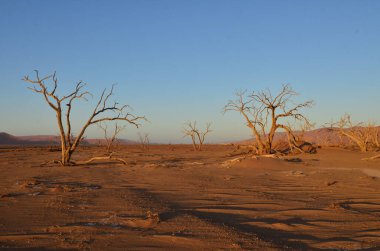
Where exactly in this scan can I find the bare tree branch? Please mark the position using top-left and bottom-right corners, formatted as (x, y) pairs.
(183, 121), (212, 151)
(224, 84), (314, 154)
(336, 114), (378, 152)
(138, 132), (150, 151)
(98, 122), (127, 153)
(23, 71), (145, 165)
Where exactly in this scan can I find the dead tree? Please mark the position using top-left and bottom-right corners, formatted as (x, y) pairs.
(183, 121), (212, 151)
(194, 122), (212, 151)
(183, 122), (198, 151)
(283, 122), (314, 153)
(337, 114), (372, 152)
(363, 126), (380, 160)
(138, 132), (150, 151)
(97, 122), (126, 153)
(23, 71), (145, 166)
(369, 124), (380, 149)
(224, 84), (313, 155)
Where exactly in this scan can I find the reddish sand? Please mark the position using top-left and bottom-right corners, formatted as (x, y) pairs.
(0, 145), (379, 250)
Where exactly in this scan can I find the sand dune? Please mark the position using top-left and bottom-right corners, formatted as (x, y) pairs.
(1, 145), (380, 250)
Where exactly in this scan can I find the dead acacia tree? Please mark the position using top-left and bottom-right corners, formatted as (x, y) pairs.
(23, 71), (145, 166)
(183, 121), (212, 151)
(284, 121), (315, 154)
(97, 122), (126, 153)
(337, 114), (373, 152)
(369, 124), (380, 149)
(183, 122), (197, 151)
(336, 114), (380, 153)
(138, 132), (150, 151)
(363, 123), (380, 160)
(224, 84), (313, 155)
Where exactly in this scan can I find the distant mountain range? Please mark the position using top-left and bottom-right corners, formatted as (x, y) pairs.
(2, 126), (379, 146)
(0, 132), (137, 146)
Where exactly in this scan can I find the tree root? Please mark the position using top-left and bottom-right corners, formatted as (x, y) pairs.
(362, 154), (380, 161)
(40, 160), (63, 167)
(73, 155), (127, 165)
(40, 153), (127, 166)
(221, 153), (281, 168)
(260, 154), (280, 159)
(221, 156), (247, 168)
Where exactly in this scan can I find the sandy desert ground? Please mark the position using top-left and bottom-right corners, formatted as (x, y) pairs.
(0, 145), (380, 250)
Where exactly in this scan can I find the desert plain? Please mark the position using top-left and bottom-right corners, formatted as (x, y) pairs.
(0, 144), (379, 250)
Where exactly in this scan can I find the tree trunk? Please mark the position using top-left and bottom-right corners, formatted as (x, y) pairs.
(62, 151), (72, 166)
(256, 142), (265, 155)
(265, 142), (272, 154)
(251, 129), (265, 155)
(191, 135), (197, 151)
(62, 148), (74, 165)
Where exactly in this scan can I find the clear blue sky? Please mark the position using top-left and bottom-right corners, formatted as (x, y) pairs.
(0, 0), (379, 143)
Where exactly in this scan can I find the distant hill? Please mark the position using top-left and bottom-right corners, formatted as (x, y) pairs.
(0, 132), (137, 146)
(0, 132), (22, 145)
(84, 138), (137, 146)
